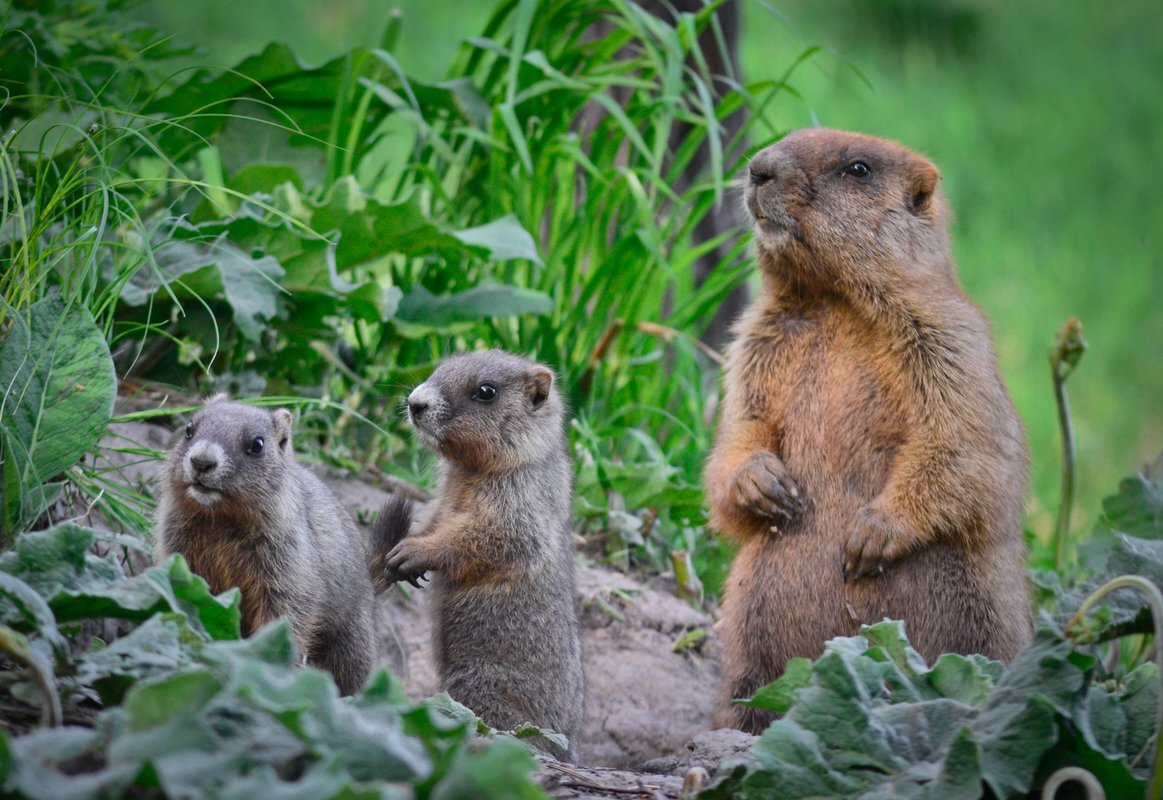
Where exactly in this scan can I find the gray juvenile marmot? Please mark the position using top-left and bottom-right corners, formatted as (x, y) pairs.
(372, 350), (585, 761)
(155, 396), (376, 695)
(706, 129), (1032, 733)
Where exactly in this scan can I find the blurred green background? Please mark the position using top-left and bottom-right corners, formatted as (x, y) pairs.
(133, 0), (1162, 553)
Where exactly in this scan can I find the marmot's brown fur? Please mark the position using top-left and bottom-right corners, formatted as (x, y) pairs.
(155, 397), (376, 695)
(706, 129), (1032, 733)
(373, 350), (585, 761)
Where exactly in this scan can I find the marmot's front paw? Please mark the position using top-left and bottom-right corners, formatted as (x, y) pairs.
(729, 452), (803, 528)
(385, 538), (431, 587)
(841, 505), (911, 581)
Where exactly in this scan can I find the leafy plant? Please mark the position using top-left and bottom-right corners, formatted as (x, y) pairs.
(704, 620), (1158, 799)
(0, 295), (117, 546)
(0, 523), (546, 798)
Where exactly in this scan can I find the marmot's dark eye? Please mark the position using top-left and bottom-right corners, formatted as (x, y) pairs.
(247, 437), (264, 456)
(843, 161), (872, 178)
(472, 383), (498, 403)
(184, 422), (194, 439)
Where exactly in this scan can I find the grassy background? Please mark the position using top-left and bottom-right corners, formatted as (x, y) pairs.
(132, 0), (1163, 556)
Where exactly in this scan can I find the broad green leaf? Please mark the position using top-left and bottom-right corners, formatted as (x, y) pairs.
(308, 179), (474, 267)
(511, 722), (570, 755)
(702, 625), (1119, 800)
(928, 653), (998, 707)
(74, 615), (199, 705)
(200, 626), (430, 783)
(217, 760), (409, 800)
(1095, 452), (1163, 540)
(0, 522), (99, 597)
(431, 735), (545, 800)
(0, 293), (115, 535)
(973, 631), (1084, 797)
(0, 524), (240, 639)
(453, 214), (543, 265)
(201, 618), (297, 670)
(154, 554), (242, 641)
(123, 234), (285, 343)
(355, 668), (411, 710)
(1077, 682), (1126, 758)
(1120, 662), (1160, 762)
(1105, 534), (1163, 591)
(218, 99), (324, 186)
(206, 245), (285, 343)
(0, 572), (66, 654)
(124, 670), (223, 732)
(861, 619), (929, 677)
(228, 164), (305, 195)
(146, 42), (393, 157)
(737, 657), (811, 714)
(396, 284), (553, 329)
(932, 727), (984, 799)
(5, 726), (141, 800)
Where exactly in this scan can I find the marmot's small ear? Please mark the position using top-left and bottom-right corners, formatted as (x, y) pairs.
(206, 392), (229, 405)
(272, 408), (293, 451)
(525, 365), (554, 409)
(908, 160), (939, 214)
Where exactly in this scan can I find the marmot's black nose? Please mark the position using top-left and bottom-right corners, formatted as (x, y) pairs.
(748, 151), (778, 185)
(189, 453), (217, 474)
(408, 400), (428, 419)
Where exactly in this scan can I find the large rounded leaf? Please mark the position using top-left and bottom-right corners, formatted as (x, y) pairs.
(0, 293), (116, 538)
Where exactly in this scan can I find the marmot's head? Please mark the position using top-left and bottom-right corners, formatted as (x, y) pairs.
(406, 350), (564, 471)
(745, 128), (952, 290)
(167, 396), (294, 514)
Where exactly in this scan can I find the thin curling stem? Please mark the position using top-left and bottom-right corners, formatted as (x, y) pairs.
(1050, 317), (1085, 569)
(1041, 766), (1106, 800)
(1052, 369), (1076, 568)
(1066, 575), (1163, 800)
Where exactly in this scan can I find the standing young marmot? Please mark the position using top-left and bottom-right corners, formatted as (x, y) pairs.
(706, 129), (1032, 733)
(155, 396), (376, 695)
(373, 350), (584, 761)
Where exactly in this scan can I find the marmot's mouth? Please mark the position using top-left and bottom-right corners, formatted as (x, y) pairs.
(411, 424), (443, 451)
(185, 482), (223, 507)
(754, 215), (790, 235)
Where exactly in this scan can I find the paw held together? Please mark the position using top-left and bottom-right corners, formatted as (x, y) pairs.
(385, 538), (430, 587)
(731, 451), (804, 528)
(841, 505), (909, 582)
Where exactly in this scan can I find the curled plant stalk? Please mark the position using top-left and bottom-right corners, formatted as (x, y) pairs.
(0, 625), (62, 728)
(1041, 766), (1107, 800)
(1066, 575), (1163, 800)
(1050, 316), (1086, 569)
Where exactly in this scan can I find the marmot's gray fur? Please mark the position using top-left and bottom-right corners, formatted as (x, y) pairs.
(155, 396), (376, 695)
(373, 350), (584, 760)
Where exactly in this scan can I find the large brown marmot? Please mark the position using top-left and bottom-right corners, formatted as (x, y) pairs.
(706, 129), (1032, 733)
(155, 397), (376, 695)
(373, 350), (585, 761)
